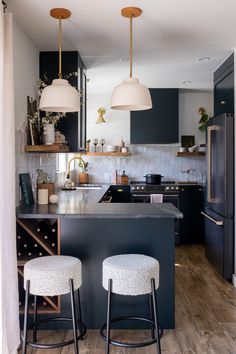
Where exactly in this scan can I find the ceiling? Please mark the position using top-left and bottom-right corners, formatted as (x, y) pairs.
(7, 0), (236, 93)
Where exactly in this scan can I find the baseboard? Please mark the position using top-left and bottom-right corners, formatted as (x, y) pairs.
(232, 274), (236, 288)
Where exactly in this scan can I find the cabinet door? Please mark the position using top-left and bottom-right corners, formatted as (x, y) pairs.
(40, 51), (87, 151)
(179, 186), (205, 243)
(130, 89), (179, 144)
(214, 71), (234, 116)
(214, 53), (234, 116)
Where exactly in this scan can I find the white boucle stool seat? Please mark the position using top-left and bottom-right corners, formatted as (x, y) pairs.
(102, 254), (159, 296)
(24, 255), (82, 296)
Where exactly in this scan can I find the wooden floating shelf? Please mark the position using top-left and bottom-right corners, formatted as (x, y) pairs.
(25, 144), (70, 153)
(176, 152), (205, 157)
(85, 152), (131, 156)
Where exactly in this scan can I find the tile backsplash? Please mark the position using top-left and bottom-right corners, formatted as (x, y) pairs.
(84, 146), (206, 183)
(16, 136), (206, 206)
(15, 130), (57, 205)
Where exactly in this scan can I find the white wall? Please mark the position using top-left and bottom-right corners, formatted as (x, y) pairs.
(13, 22), (39, 131)
(13, 21), (57, 205)
(87, 89), (213, 146)
(87, 93), (130, 146)
(179, 89), (213, 145)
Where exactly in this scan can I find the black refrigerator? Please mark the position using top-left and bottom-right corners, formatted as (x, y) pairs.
(202, 113), (234, 280)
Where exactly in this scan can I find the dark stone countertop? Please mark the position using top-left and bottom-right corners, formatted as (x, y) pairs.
(16, 186), (183, 219)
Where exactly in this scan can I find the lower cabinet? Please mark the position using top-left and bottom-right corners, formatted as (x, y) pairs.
(16, 218), (60, 315)
(179, 185), (205, 243)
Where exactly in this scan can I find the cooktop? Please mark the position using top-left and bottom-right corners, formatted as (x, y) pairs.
(130, 180), (176, 185)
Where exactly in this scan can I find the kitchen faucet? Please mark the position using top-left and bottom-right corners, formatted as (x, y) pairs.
(67, 154), (87, 178)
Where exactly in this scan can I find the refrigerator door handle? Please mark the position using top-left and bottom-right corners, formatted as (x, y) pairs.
(201, 211), (223, 226)
(207, 125), (220, 203)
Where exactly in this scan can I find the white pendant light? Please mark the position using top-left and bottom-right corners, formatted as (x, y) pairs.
(39, 8), (80, 113)
(111, 7), (152, 111)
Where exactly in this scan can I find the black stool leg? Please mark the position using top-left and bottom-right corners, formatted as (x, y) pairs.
(151, 278), (161, 354)
(76, 289), (82, 321)
(76, 289), (83, 338)
(22, 280), (30, 354)
(69, 279), (79, 354)
(106, 279), (112, 354)
(148, 294), (155, 339)
(33, 295), (37, 342)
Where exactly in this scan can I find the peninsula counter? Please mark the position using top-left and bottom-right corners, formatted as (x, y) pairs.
(16, 187), (183, 329)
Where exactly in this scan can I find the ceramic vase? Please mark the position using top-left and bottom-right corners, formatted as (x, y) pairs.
(43, 124), (55, 145)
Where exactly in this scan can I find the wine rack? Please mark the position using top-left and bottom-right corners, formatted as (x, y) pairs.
(16, 218), (60, 314)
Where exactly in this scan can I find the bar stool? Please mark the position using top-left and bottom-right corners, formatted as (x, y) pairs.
(100, 254), (163, 353)
(21, 255), (86, 354)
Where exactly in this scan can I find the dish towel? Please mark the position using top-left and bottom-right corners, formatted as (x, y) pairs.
(150, 194), (163, 203)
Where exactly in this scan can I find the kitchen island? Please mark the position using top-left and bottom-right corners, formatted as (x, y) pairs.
(16, 186), (183, 329)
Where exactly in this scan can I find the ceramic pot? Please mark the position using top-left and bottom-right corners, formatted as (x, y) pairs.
(144, 174), (163, 185)
(79, 173), (89, 184)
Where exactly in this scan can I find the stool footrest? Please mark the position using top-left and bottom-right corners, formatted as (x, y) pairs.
(100, 316), (163, 348)
(21, 316), (86, 349)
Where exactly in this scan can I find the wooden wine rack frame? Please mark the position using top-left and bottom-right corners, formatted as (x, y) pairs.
(16, 218), (61, 314)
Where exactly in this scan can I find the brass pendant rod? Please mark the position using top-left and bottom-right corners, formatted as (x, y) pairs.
(129, 15), (133, 78)
(58, 18), (62, 79)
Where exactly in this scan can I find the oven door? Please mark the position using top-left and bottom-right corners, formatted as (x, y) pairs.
(131, 194), (150, 203)
(163, 194), (179, 208)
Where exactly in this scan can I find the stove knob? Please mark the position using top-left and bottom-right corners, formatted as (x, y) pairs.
(171, 186), (175, 190)
(137, 187), (140, 190)
(176, 186), (179, 190)
(166, 186), (170, 190)
(131, 186), (135, 190)
(141, 186), (144, 190)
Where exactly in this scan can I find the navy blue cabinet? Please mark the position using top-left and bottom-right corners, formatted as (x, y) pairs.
(130, 89), (179, 144)
(214, 53), (234, 116)
(40, 51), (87, 151)
(179, 185), (205, 243)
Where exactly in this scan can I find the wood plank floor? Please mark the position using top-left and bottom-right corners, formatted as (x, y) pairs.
(19, 245), (236, 353)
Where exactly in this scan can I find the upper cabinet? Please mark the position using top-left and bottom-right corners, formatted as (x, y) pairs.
(130, 88), (179, 144)
(40, 51), (87, 151)
(214, 53), (234, 116)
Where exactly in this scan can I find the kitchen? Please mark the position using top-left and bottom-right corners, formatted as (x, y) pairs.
(1, 1), (236, 354)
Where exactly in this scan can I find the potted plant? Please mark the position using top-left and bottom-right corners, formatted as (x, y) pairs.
(78, 157), (89, 184)
(198, 107), (210, 132)
(36, 169), (55, 199)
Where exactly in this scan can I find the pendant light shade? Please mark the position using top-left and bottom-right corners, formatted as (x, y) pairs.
(39, 8), (80, 113)
(39, 79), (80, 112)
(111, 7), (152, 111)
(111, 77), (152, 111)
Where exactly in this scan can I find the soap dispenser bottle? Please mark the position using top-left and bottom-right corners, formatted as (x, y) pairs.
(120, 170), (128, 185)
